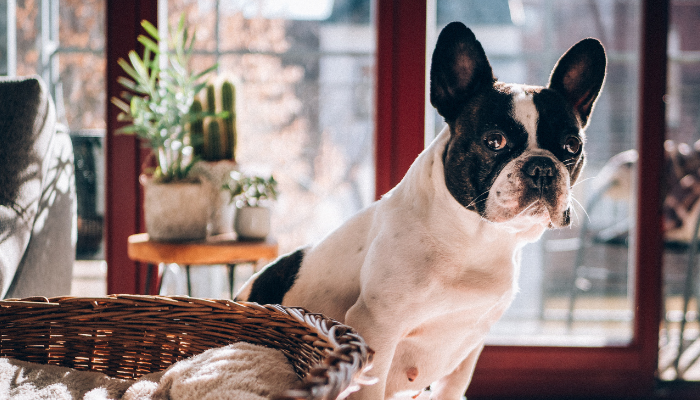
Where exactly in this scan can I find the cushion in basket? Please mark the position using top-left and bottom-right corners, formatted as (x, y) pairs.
(0, 342), (301, 400)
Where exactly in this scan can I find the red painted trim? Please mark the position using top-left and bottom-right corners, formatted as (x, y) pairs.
(375, 0), (427, 199)
(634, 0), (668, 383)
(105, 0), (158, 294)
(374, 0), (394, 199)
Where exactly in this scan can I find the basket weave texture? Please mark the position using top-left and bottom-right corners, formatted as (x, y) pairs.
(0, 295), (374, 400)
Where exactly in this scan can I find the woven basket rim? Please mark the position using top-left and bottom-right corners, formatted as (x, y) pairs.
(0, 294), (374, 400)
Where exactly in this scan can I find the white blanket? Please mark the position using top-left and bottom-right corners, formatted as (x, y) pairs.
(0, 342), (301, 400)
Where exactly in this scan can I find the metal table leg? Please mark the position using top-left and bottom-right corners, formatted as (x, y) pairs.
(186, 265), (192, 296)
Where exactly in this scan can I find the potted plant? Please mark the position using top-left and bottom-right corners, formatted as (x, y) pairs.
(111, 16), (221, 241)
(224, 172), (279, 240)
(189, 79), (240, 234)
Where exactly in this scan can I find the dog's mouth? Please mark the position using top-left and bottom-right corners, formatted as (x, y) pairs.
(483, 168), (572, 229)
(485, 196), (563, 227)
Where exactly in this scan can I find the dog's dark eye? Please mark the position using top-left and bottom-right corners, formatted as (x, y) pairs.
(564, 136), (582, 155)
(484, 132), (507, 151)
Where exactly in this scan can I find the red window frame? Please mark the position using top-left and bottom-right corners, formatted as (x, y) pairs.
(106, 0), (673, 397)
(105, 0), (156, 295)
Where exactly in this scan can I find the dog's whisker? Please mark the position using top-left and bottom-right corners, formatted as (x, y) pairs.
(513, 200), (540, 219)
(466, 191), (490, 209)
(571, 197), (591, 224)
(569, 202), (581, 227)
(571, 177), (595, 188)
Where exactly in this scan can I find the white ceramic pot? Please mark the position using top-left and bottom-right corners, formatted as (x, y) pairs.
(234, 206), (271, 240)
(142, 175), (211, 241)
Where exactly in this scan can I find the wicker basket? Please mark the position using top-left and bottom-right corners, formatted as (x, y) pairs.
(0, 295), (374, 400)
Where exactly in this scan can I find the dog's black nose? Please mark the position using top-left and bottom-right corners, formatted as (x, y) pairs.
(523, 156), (556, 189)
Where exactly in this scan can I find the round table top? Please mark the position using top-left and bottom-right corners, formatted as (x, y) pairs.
(127, 232), (279, 265)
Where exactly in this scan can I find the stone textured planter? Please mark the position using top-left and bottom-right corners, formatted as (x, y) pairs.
(234, 206), (271, 240)
(141, 175), (211, 241)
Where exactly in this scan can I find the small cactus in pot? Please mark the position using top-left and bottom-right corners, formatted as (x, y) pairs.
(190, 79), (237, 162)
(188, 78), (240, 234)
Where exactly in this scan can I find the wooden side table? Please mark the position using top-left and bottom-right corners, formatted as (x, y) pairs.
(127, 233), (278, 298)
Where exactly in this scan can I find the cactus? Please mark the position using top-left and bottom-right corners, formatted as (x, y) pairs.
(221, 81), (237, 162)
(191, 80), (238, 162)
(189, 99), (204, 156)
(206, 84), (217, 114)
(206, 119), (222, 161)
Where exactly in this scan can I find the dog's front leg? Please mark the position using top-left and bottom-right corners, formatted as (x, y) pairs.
(345, 296), (401, 400)
(428, 341), (485, 400)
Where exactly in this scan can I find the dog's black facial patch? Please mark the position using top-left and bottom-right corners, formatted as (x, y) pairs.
(533, 88), (585, 184)
(245, 248), (305, 305)
(443, 85), (530, 214)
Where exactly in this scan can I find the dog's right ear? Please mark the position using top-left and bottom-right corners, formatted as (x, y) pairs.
(430, 22), (495, 121)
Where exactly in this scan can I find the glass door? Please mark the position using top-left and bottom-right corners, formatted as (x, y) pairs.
(427, 0), (640, 348)
(659, 0), (700, 382)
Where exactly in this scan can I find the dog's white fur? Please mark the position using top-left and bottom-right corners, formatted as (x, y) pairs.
(238, 24), (606, 399)
(239, 120), (555, 399)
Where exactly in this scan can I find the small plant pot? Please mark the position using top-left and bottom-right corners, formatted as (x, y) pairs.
(234, 206), (271, 240)
(142, 175), (211, 241)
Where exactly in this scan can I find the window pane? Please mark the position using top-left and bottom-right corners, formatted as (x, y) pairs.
(428, 0), (640, 346)
(659, 0), (700, 382)
(12, 0), (106, 262)
(165, 0), (375, 254)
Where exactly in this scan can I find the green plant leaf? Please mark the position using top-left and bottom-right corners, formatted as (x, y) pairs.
(117, 58), (141, 81)
(193, 64), (218, 81)
(111, 97), (132, 112)
(116, 124), (147, 135)
(127, 51), (149, 82)
(192, 82), (208, 95)
(141, 19), (160, 41)
(186, 30), (197, 56)
(116, 76), (148, 94)
(138, 35), (160, 54)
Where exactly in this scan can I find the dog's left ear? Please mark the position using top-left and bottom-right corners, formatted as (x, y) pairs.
(548, 38), (607, 128)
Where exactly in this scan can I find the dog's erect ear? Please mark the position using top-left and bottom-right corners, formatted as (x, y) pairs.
(548, 38), (607, 128)
(430, 22), (495, 121)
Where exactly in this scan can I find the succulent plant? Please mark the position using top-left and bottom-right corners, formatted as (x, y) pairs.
(224, 172), (278, 208)
(111, 15), (218, 182)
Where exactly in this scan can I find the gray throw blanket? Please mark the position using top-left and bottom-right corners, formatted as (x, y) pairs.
(0, 342), (300, 400)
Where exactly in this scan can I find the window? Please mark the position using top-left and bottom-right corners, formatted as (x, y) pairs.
(162, 0), (376, 255)
(427, 0), (641, 347)
(139, 0), (376, 296)
(3, 0), (106, 261)
(659, 0), (700, 382)
(105, 0), (688, 397)
(418, 0), (666, 397)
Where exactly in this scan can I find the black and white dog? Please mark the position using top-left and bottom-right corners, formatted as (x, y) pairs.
(236, 22), (606, 400)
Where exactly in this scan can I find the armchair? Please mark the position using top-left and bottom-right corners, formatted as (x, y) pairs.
(0, 75), (76, 299)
